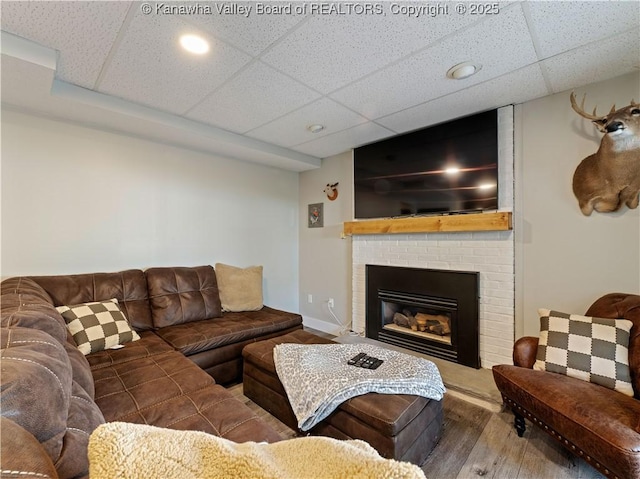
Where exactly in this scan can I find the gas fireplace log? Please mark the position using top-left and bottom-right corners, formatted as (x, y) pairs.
(416, 317), (429, 332)
(428, 324), (447, 335)
(415, 313), (451, 335)
(392, 312), (410, 328)
(403, 310), (419, 331)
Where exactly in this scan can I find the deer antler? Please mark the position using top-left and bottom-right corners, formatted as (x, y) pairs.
(570, 92), (605, 121)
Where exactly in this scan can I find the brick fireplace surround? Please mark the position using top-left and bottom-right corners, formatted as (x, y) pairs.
(351, 106), (515, 369)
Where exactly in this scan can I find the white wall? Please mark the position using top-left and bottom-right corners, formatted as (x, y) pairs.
(1, 110), (300, 312)
(516, 71), (640, 337)
(298, 151), (353, 334)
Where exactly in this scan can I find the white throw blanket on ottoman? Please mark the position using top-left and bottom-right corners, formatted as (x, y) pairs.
(273, 343), (446, 431)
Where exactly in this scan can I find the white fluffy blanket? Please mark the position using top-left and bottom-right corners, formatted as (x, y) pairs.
(89, 422), (426, 479)
(273, 343), (446, 431)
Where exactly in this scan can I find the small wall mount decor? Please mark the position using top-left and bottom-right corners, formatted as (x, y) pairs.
(308, 203), (324, 228)
(570, 92), (640, 216)
(323, 182), (339, 201)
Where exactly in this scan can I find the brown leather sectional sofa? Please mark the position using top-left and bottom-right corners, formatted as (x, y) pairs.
(0, 265), (303, 479)
(493, 293), (640, 479)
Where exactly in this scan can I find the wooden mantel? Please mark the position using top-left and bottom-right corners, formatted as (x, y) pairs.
(342, 211), (512, 236)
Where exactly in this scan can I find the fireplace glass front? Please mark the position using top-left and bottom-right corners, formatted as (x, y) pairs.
(380, 290), (455, 347)
(366, 265), (480, 368)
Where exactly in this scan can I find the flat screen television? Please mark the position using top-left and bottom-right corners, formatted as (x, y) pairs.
(354, 109), (498, 219)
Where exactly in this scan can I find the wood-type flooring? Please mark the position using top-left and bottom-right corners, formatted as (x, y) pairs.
(228, 384), (605, 479)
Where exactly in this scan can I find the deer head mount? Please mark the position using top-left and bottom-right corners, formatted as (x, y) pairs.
(570, 92), (640, 216)
(323, 182), (339, 201)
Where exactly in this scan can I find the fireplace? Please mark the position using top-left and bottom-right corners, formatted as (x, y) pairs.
(366, 265), (480, 368)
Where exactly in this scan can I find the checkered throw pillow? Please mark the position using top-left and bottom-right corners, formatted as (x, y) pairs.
(534, 309), (633, 396)
(57, 298), (140, 355)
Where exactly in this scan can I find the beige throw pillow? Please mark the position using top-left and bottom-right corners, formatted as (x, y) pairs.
(215, 263), (263, 312)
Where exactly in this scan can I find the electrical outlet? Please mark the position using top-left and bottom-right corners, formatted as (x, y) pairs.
(328, 298), (334, 308)
(307, 294), (313, 304)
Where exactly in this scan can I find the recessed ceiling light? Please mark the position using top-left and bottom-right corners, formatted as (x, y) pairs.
(478, 183), (496, 190)
(446, 62), (481, 80)
(307, 124), (325, 133)
(180, 34), (209, 55)
(444, 167), (460, 175)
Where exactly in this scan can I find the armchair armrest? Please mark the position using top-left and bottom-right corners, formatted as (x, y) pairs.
(513, 336), (538, 368)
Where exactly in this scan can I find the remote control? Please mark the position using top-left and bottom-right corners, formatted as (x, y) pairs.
(348, 352), (366, 365)
(348, 353), (383, 369)
(361, 356), (376, 369)
(370, 359), (384, 370)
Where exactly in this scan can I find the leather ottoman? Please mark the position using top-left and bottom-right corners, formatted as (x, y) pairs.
(242, 329), (443, 465)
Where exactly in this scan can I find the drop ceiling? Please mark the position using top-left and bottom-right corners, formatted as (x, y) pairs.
(1, 1), (639, 171)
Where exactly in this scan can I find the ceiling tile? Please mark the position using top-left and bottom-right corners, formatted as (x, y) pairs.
(246, 98), (369, 147)
(179, 2), (306, 56)
(526, 1), (640, 59)
(98, 10), (251, 115)
(330, 4), (538, 120)
(377, 64), (549, 133)
(260, 5), (479, 94)
(542, 28), (640, 94)
(186, 61), (321, 133)
(291, 122), (395, 158)
(2, 1), (639, 171)
(0, 1), (130, 88)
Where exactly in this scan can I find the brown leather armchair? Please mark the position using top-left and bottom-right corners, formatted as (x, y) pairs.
(493, 293), (640, 479)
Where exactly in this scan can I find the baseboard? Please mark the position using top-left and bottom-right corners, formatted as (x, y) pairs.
(302, 316), (343, 336)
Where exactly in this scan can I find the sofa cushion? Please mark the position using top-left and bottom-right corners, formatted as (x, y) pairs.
(1, 296), (68, 345)
(92, 349), (215, 423)
(1, 326), (71, 462)
(1, 276), (99, 410)
(59, 381), (106, 479)
(534, 309), (633, 396)
(1, 276), (55, 304)
(155, 306), (303, 356)
(90, 345), (280, 442)
(87, 330), (174, 371)
(1, 326), (105, 479)
(215, 263), (263, 312)
(57, 298), (141, 355)
(64, 329), (96, 399)
(107, 384), (283, 443)
(0, 417), (59, 479)
(30, 270), (154, 331)
(146, 266), (222, 328)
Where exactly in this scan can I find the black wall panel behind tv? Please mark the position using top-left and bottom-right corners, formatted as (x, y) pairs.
(354, 109), (498, 219)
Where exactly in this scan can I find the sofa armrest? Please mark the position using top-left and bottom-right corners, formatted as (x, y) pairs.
(513, 336), (538, 368)
(0, 417), (59, 479)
